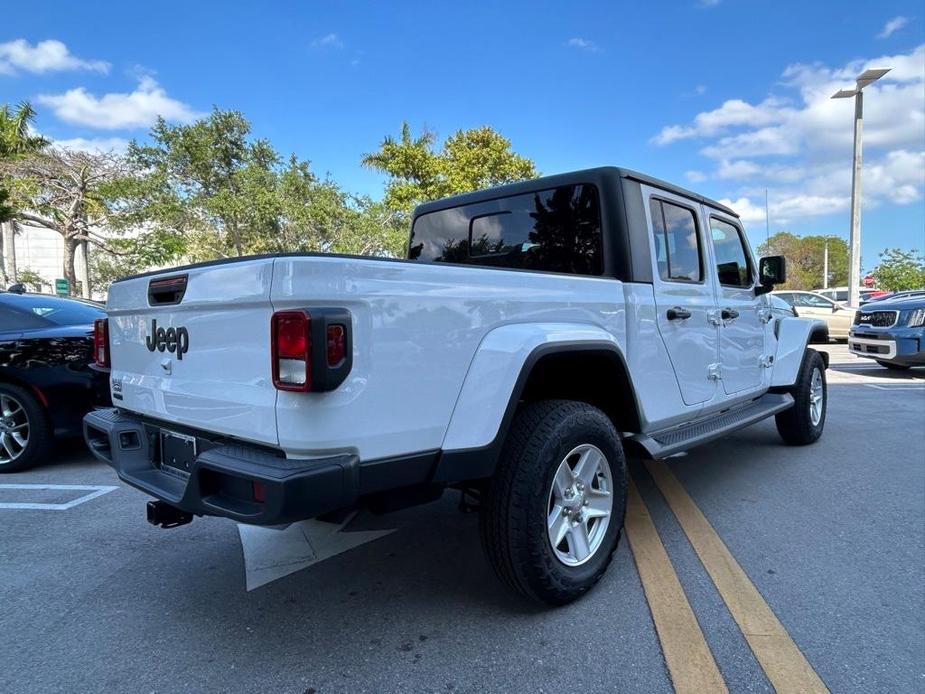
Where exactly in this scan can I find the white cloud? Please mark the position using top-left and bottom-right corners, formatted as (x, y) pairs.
(37, 76), (203, 129)
(53, 136), (129, 154)
(0, 39), (108, 75)
(652, 45), (925, 224)
(877, 16), (908, 39)
(311, 33), (344, 49)
(566, 37), (600, 53)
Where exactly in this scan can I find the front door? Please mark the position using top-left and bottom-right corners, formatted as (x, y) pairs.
(645, 187), (719, 406)
(708, 214), (764, 395)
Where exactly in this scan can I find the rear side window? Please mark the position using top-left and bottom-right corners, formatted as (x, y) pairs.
(408, 184), (603, 276)
(710, 218), (753, 287)
(648, 199), (702, 282)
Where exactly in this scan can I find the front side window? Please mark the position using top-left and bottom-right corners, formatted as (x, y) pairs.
(408, 184), (603, 276)
(649, 199), (702, 282)
(710, 218), (753, 287)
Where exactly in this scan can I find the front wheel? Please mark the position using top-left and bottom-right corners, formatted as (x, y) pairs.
(480, 400), (627, 605)
(775, 350), (827, 446)
(0, 384), (51, 473)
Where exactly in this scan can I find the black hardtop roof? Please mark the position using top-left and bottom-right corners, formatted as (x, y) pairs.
(412, 166), (739, 218)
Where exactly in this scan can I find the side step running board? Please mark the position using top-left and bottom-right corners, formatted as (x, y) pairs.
(629, 392), (794, 459)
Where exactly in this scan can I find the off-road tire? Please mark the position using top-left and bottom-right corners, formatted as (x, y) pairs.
(775, 349), (826, 446)
(0, 383), (52, 473)
(479, 400), (627, 605)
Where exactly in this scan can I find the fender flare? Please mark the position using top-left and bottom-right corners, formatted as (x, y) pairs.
(432, 323), (636, 483)
(770, 317), (816, 387)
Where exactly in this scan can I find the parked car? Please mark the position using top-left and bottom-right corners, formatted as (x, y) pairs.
(849, 295), (925, 370)
(768, 295), (829, 343)
(817, 286), (886, 304)
(863, 289), (925, 304)
(85, 166), (826, 606)
(0, 292), (110, 472)
(773, 290), (856, 340)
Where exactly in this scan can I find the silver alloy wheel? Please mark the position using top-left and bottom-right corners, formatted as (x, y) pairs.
(809, 367), (824, 426)
(546, 443), (614, 567)
(0, 393), (30, 466)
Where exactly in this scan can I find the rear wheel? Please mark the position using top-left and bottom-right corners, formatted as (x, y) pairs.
(775, 350), (826, 446)
(876, 360), (910, 371)
(480, 400), (627, 605)
(0, 384), (51, 473)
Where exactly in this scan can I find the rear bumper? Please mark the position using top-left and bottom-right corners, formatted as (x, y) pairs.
(849, 328), (924, 366)
(83, 408), (360, 525)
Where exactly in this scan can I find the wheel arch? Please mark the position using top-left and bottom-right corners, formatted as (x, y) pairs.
(434, 329), (642, 484)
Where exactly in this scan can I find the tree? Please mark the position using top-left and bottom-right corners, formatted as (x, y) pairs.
(872, 248), (925, 291)
(757, 232), (848, 290)
(15, 267), (48, 292)
(1, 148), (125, 293)
(0, 101), (49, 284)
(362, 123), (538, 219)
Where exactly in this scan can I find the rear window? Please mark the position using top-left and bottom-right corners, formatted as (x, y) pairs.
(408, 184), (604, 276)
(0, 295), (103, 329)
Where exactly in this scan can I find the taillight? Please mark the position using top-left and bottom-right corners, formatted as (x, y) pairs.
(271, 311), (311, 391)
(271, 308), (352, 392)
(93, 318), (110, 368)
(326, 324), (346, 366)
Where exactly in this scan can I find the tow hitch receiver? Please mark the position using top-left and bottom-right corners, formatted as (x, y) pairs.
(146, 500), (193, 528)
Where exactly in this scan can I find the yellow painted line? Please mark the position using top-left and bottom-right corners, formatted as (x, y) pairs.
(625, 479), (727, 694)
(646, 459), (829, 694)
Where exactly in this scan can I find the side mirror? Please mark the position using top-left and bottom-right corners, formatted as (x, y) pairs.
(755, 256), (786, 295)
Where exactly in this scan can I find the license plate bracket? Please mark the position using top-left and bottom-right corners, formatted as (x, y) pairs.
(159, 430), (197, 479)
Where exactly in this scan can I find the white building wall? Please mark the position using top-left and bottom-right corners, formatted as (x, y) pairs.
(11, 224), (91, 296)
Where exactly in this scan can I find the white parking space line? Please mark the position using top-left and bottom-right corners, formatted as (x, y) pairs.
(864, 384), (925, 391)
(0, 484), (119, 510)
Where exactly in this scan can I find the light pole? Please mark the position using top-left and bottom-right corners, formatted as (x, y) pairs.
(823, 237), (829, 290)
(831, 67), (891, 307)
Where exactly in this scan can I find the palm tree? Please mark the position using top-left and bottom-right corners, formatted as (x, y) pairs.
(1, 101), (49, 283)
(0, 101), (49, 160)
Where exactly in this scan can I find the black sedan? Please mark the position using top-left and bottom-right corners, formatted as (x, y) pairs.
(0, 292), (110, 472)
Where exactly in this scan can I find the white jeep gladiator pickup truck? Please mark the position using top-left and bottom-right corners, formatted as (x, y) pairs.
(85, 167), (827, 605)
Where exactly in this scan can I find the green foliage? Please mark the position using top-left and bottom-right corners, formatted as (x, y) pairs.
(0, 101), (49, 223)
(362, 122), (538, 219)
(872, 248), (925, 292)
(16, 267), (48, 292)
(757, 232), (848, 290)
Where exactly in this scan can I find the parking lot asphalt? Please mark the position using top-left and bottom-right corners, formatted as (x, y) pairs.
(1, 345), (922, 694)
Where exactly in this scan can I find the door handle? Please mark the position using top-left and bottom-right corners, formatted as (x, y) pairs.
(721, 308), (739, 321)
(667, 307), (692, 321)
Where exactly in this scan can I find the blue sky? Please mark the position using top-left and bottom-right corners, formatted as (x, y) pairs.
(3, 0), (924, 271)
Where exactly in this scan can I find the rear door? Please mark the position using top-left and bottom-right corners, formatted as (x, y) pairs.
(707, 213), (764, 395)
(106, 258), (279, 446)
(644, 186), (719, 406)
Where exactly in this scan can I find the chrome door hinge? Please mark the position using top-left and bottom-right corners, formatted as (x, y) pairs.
(759, 354), (774, 368)
(707, 309), (723, 327)
(708, 363), (723, 380)
(758, 308), (773, 324)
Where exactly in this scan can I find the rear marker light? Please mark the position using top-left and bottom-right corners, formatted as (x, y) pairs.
(271, 311), (311, 391)
(93, 318), (110, 368)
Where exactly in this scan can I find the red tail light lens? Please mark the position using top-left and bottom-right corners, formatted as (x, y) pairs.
(326, 324), (346, 366)
(271, 311), (311, 391)
(93, 318), (110, 368)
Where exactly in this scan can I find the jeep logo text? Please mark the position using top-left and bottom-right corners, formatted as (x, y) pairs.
(145, 319), (189, 360)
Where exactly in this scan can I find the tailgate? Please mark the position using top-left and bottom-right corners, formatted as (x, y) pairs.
(106, 258), (278, 446)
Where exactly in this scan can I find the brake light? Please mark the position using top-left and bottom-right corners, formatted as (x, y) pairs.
(327, 324), (346, 366)
(93, 318), (110, 368)
(271, 311), (311, 391)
